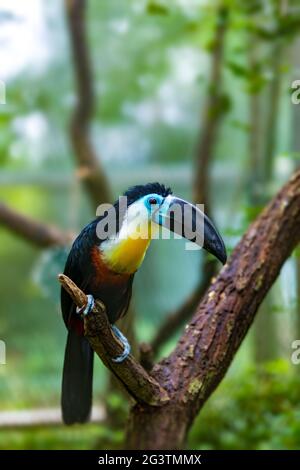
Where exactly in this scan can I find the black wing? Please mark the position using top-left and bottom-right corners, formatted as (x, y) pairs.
(61, 221), (97, 328)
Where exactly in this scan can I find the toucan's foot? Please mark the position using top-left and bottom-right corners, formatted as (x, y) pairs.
(111, 325), (131, 363)
(76, 294), (95, 316)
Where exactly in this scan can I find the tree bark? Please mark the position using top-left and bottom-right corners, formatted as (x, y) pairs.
(126, 169), (300, 449)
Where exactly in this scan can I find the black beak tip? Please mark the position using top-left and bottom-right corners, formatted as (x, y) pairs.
(219, 250), (227, 265)
(202, 213), (227, 266)
(216, 238), (227, 265)
(206, 239), (227, 265)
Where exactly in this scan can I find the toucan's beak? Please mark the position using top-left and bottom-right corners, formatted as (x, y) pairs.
(152, 195), (227, 265)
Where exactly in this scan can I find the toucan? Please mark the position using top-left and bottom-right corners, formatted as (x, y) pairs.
(61, 182), (226, 424)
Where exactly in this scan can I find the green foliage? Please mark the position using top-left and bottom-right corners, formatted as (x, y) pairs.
(230, 119), (251, 133)
(292, 246), (300, 259)
(207, 90), (232, 118)
(188, 361), (300, 450)
(0, 423), (123, 450)
(226, 60), (268, 94)
(243, 203), (264, 224)
(255, 14), (300, 41)
(235, 0), (263, 16)
(147, 2), (169, 16)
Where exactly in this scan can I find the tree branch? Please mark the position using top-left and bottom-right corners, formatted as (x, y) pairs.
(65, 0), (111, 207)
(58, 274), (169, 407)
(126, 168), (300, 449)
(0, 202), (73, 248)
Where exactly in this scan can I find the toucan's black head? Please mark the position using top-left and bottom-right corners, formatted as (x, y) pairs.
(123, 182), (172, 207)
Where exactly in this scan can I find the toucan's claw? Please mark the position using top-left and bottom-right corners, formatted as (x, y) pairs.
(76, 294), (95, 316)
(111, 325), (131, 363)
(75, 297), (130, 362)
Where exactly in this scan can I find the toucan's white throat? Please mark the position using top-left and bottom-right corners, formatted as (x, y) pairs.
(100, 199), (158, 274)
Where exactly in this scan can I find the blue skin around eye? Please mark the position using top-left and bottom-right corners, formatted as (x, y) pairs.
(143, 193), (163, 212)
(141, 193), (172, 228)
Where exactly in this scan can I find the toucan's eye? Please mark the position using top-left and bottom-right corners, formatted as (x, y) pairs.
(148, 197), (158, 205)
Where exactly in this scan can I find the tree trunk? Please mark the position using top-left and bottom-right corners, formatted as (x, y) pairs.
(127, 405), (190, 450)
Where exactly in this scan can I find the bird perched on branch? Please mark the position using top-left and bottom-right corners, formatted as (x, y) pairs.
(61, 182), (226, 424)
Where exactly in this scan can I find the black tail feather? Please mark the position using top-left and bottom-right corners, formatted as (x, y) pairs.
(61, 330), (94, 425)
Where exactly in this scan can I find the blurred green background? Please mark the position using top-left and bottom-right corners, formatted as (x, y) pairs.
(0, 0), (300, 449)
